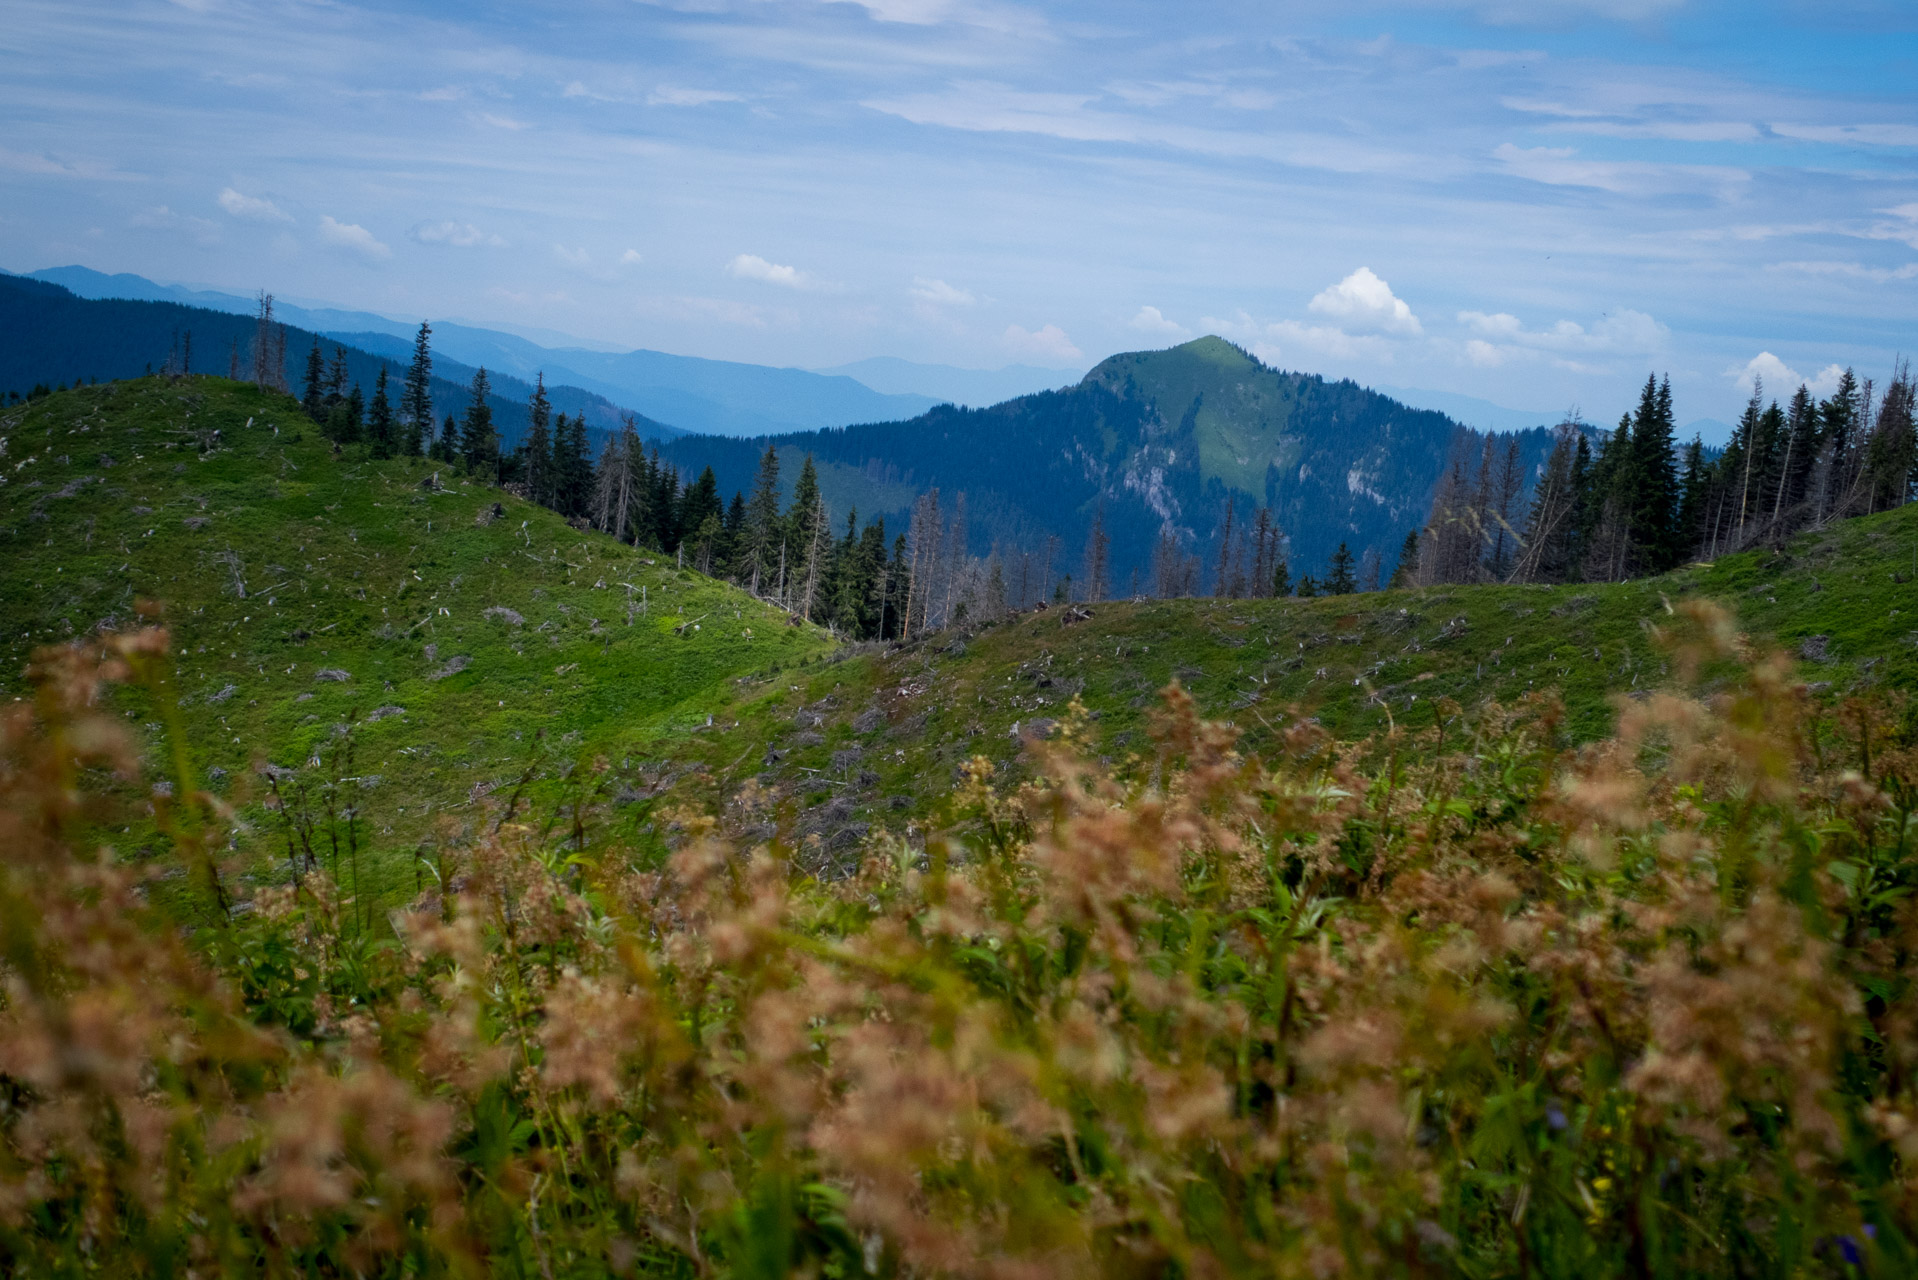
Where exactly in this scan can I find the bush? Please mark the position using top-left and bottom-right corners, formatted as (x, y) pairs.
(2, 601), (1915, 1276)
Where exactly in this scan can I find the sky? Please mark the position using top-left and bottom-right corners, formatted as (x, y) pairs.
(2, 0), (1915, 435)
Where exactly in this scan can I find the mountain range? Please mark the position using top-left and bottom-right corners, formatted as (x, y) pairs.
(23, 266), (1061, 437)
(653, 336), (1557, 586)
(0, 273), (672, 446)
(6, 267), (1563, 586)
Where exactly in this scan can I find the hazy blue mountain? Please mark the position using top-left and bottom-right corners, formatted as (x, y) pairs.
(813, 356), (1082, 407)
(28, 267), (941, 438)
(656, 337), (1551, 590)
(1373, 384), (1566, 434)
(0, 274), (676, 446)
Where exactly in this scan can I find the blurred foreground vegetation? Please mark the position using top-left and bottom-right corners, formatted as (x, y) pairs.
(4, 600), (1918, 1277)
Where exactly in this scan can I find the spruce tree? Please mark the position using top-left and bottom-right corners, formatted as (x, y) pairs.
(400, 322), (433, 455)
(434, 414), (459, 464)
(1675, 436), (1707, 562)
(301, 340), (327, 420)
(367, 367), (395, 460)
(324, 347), (349, 414)
(719, 492), (747, 577)
(742, 445), (783, 594)
(1626, 374), (1680, 573)
(1272, 555), (1293, 597)
(1387, 530), (1419, 588)
(524, 374), (553, 507)
(1821, 368), (1860, 517)
(1324, 542), (1357, 595)
(459, 367), (496, 477)
(1295, 573), (1320, 598)
(1775, 385), (1819, 521)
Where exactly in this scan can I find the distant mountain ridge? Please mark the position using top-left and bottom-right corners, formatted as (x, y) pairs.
(26, 266), (945, 438)
(654, 336), (1555, 588)
(0, 273), (674, 447)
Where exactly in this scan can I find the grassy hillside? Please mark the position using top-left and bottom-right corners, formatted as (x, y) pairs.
(0, 376), (831, 904)
(4, 375), (1915, 898)
(655, 497), (1918, 858)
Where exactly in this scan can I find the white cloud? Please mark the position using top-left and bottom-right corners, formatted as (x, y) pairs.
(318, 215), (391, 261)
(411, 220), (504, 248)
(1308, 267), (1422, 336)
(1728, 352), (1845, 398)
(649, 86), (742, 107)
(1771, 123), (1918, 149)
(1773, 259), (1918, 283)
(910, 276), (973, 306)
(1003, 323), (1082, 364)
(1457, 307), (1666, 355)
(131, 204), (221, 247)
(619, 248), (645, 265)
(217, 187), (290, 223)
(1129, 305), (1187, 338)
(1493, 143), (1749, 199)
(727, 253), (809, 288)
(478, 112), (529, 131)
(554, 244), (593, 269)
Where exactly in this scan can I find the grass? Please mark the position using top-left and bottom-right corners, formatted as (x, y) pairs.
(5, 376), (1916, 894)
(659, 500), (1918, 839)
(0, 377), (835, 906)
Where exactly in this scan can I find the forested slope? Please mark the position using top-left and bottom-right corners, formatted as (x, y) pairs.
(0, 273), (675, 446)
(655, 336), (1557, 586)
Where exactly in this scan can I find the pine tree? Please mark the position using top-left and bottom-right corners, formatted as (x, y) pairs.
(1295, 573), (1319, 598)
(400, 322), (433, 455)
(721, 492), (748, 578)
(1774, 385), (1819, 524)
(301, 340), (327, 420)
(1272, 555), (1293, 597)
(679, 467), (723, 552)
(524, 374), (553, 507)
(742, 445), (783, 596)
(1675, 436), (1707, 562)
(1821, 368), (1861, 519)
(1083, 502), (1110, 601)
(458, 368), (496, 476)
(333, 385), (362, 445)
(1862, 360), (1916, 514)
(1387, 530), (1418, 589)
(324, 347), (349, 413)
(434, 414), (459, 464)
(1324, 542), (1357, 595)
(1626, 374), (1680, 573)
(367, 366), (395, 459)
(558, 415), (593, 521)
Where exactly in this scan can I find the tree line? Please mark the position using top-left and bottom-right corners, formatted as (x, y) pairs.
(1409, 367), (1917, 587)
(295, 324), (1917, 635)
(295, 319), (1421, 634)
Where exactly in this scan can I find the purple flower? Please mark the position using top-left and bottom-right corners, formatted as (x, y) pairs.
(1545, 1104), (1568, 1131)
(1838, 1235), (1861, 1266)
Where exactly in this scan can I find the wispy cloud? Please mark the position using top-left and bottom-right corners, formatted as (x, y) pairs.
(318, 214), (390, 261)
(1129, 305), (1188, 338)
(911, 275), (973, 305)
(648, 86), (742, 107)
(217, 187), (291, 223)
(1003, 322), (1082, 364)
(412, 219), (505, 248)
(727, 253), (810, 288)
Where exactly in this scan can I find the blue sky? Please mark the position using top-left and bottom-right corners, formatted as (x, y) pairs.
(2, 0), (1915, 433)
